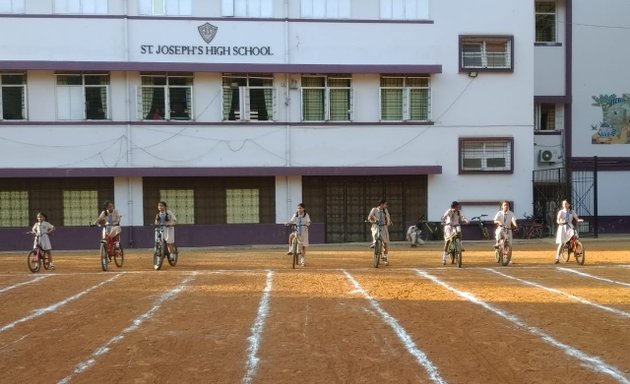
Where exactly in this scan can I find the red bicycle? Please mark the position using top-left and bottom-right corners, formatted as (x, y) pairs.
(92, 224), (124, 271)
(26, 232), (52, 273)
(559, 232), (585, 265)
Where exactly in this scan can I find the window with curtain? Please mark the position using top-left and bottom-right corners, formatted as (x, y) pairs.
(226, 189), (259, 223)
(380, 75), (430, 121)
(460, 36), (513, 72)
(459, 138), (513, 173)
(1, 73), (26, 120)
(0, 191), (28, 227)
(536, 1), (557, 43)
(0, 0), (24, 13)
(54, 0), (107, 14)
(138, 0), (192, 15)
(380, 0), (429, 19)
(140, 73), (193, 120)
(221, 0), (272, 17)
(159, 189), (195, 224)
(63, 190), (98, 226)
(56, 73), (109, 120)
(301, 74), (352, 121)
(222, 73), (274, 121)
(300, 0), (350, 18)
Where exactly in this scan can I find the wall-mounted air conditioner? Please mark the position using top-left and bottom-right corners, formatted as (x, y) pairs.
(538, 149), (562, 163)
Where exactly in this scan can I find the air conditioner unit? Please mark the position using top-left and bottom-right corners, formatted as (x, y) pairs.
(538, 149), (562, 163)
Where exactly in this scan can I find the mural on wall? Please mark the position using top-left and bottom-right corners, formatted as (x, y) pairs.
(591, 94), (630, 144)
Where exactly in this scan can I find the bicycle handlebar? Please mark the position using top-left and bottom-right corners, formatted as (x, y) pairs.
(470, 214), (488, 221)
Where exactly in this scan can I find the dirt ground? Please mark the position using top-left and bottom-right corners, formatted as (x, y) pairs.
(0, 237), (628, 384)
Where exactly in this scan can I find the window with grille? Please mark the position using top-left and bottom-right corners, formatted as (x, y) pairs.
(301, 74), (352, 121)
(54, 0), (107, 13)
(63, 190), (98, 226)
(536, 1), (557, 43)
(0, 191), (28, 227)
(226, 189), (259, 223)
(140, 73), (193, 121)
(459, 138), (513, 173)
(380, 75), (430, 121)
(535, 103), (560, 131)
(380, 0), (429, 19)
(56, 73), (109, 120)
(460, 36), (513, 72)
(0, 0), (24, 13)
(138, 0), (191, 15)
(1, 73), (26, 120)
(159, 189), (195, 224)
(223, 73), (274, 121)
(300, 0), (350, 18)
(221, 0), (272, 17)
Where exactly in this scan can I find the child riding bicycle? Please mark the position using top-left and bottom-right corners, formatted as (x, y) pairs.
(554, 199), (583, 264)
(286, 203), (311, 266)
(155, 201), (177, 257)
(31, 212), (55, 269)
(493, 201), (518, 248)
(94, 201), (122, 249)
(368, 198), (392, 265)
(441, 201), (469, 265)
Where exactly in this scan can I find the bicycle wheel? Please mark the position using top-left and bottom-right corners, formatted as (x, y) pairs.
(100, 242), (109, 271)
(27, 250), (40, 273)
(455, 239), (462, 268)
(114, 246), (124, 268)
(495, 248), (501, 263)
(531, 226), (543, 239)
(373, 238), (382, 268)
(167, 244), (178, 267)
(560, 243), (570, 263)
(482, 227), (490, 240)
(291, 238), (298, 269)
(574, 241), (585, 265)
(153, 242), (164, 270)
(43, 251), (51, 270)
(500, 242), (512, 266)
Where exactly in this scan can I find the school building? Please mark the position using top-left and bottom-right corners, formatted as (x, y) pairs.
(0, 0), (628, 250)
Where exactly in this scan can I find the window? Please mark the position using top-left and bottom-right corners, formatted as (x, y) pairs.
(535, 103), (562, 131)
(0, 191), (28, 227)
(301, 0), (350, 18)
(380, 0), (428, 20)
(223, 73), (274, 121)
(63, 190), (98, 226)
(301, 74), (352, 121)
(226, 189), (259, 223)
(140, 73), (192, 121)
(139, 0), (191, 16)
(160, 189), (195, 224)
(380, 75), (430, 121)
(54, 0), (107, 14)
(459, 138), (513, 173)
(56, 73), (109, 120)
(0, 0), (25, 13)
(536, 1), (557, 43)
(222, 0), (272, 17)
(1, 73), (26, 120)
(460, 36), (513, 72)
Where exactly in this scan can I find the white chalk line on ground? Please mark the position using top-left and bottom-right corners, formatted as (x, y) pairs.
(0, 274), (122, 335)
(57, 273), (197, 384)
(0, 275), (52, 294)
(414, 269), (630, 384)
(242, 270), (274, 384)
(343, 270), (447, 384)
(557, 267), (630, 287)
(485, 268), (630, 319)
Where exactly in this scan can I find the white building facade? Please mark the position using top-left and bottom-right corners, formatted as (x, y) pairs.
(0, 0), (536, 249)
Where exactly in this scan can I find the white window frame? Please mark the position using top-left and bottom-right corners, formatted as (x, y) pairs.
(535, 1), (557, 43)
(139, 0), (192, 16)
(380, 0), (428, 20)
(222, 0), (273, 17)
(0, 72), (27, 120)
(459, 138), (514, 173)
(300, 0), (350, 18)
(139, 73), (193, 121)
(56, 73), (110, 121)
(460, 36), (513, 72)
(54, 0), (107, 14)
(379, 75), (430, 122)
(0, 0), (25, 13)
(300, 74), (353, 122)
(222, 73), (276, 121)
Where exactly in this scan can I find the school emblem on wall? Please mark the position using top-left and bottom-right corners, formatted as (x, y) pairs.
(198, 22), (218, 44)
(591, 94), (630, 144)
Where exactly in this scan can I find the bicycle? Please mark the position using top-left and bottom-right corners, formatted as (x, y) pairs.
(367, 220), (387, 267)
(444, 224), (463, 268)
(470, 214), (490, 240)
(494, 226), (513, 266)
(92, 224), (124, 272)
(419, 218), (444, 241)
(286, 223), (305, 268)
(153, 224), (178, 270)
(26, 232), (52, 273)
(558, 229), (585, 265)
(519, 214), (545, 239)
